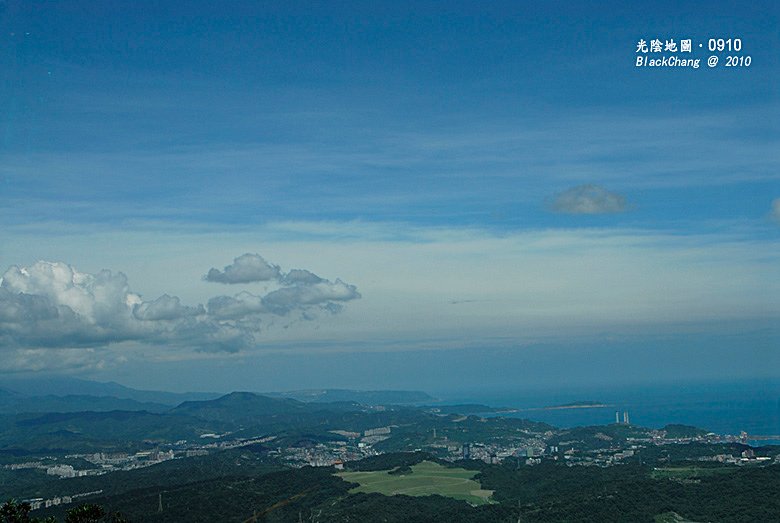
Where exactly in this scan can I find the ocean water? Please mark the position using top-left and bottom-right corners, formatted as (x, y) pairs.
(438, 378), (780, 445)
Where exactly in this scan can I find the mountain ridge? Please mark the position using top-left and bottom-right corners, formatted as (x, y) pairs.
(0, 376), (221, 405)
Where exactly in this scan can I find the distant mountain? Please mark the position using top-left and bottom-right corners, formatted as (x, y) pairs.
(0, 378), (435, 408)
(0, 409), (214, 452)
(0, 376), (221, 405)
(0, 394), (170, 415)
(172, 391), (312, 424)
(265, 389), (436, 405)
(0, 390), (554, 455)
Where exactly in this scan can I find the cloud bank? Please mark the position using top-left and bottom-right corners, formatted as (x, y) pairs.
(0, 255), (360, 365)
(550, 184), (627, 214)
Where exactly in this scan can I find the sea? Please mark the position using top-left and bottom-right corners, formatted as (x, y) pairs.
(437, 378), (780, 446)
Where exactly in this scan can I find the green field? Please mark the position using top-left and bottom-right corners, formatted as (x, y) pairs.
(337, 461), (494, 506)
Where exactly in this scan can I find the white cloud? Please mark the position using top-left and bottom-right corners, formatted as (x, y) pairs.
(205, 254), (361, 319)
(283, 269), (324, 285)
(132, 294), (205, 321)
(0, 255), (361, 364)
(205, 253), (281, 284)
(0, 261), (149, 348)
(207, 278), (360, 319)
(550, 184), (627, 214)
(0, 287), (58, 323)
(207, 291), (267, 320)
(1, 261), (134, 323)
(262, 279), (361, 315)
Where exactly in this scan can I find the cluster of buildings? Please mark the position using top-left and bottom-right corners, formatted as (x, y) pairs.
(559, 446), (640, 467)
(278, 426), (395, 467)
(700, 448), (775, 466)
(6, 448), (181, 483)
(276, 440), (376, 467)
(4, 461), (100, 479)
(451, 440), (547, 465)
(46, 464), (89, 478)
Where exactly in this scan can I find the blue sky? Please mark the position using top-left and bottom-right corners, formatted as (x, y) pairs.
(0, 1), (778, 393)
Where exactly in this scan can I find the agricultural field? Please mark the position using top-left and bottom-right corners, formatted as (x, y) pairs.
(338, 460), (494, 506)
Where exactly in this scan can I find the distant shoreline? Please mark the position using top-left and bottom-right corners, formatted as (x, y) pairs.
(517, 403), (613, 412)
(468, 402), (614, 415)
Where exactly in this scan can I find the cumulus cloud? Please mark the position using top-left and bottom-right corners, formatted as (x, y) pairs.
(132, 294), (205, 321)
(207, 292), (267, 320)
(207, 276), (360, 319)
(0, 255), (360, 365)
(283, 269), (324, 285)
(205, 253), (281, 284)
(204, 253), (361, 319)
(0, 261), (251, 353)
(262, 279), (361, 315)
(0, 262), (146, 348)
(0, 287), (58, 323)
(550, 184), (627, 214)
(772, 198), (780, 223)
